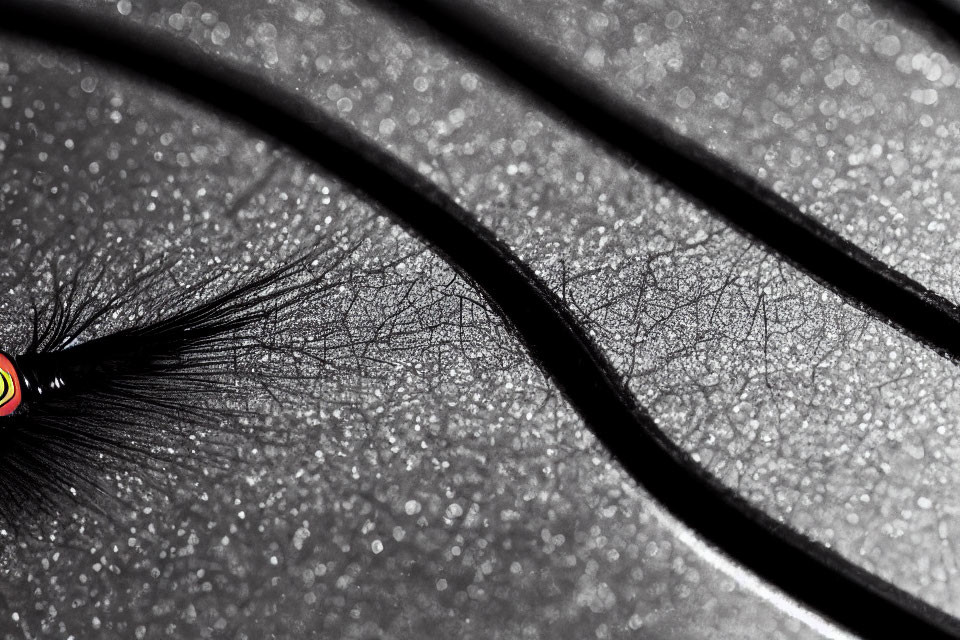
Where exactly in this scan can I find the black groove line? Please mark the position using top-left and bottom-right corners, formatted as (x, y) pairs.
(367, 0), (960, 367)
(0, 3), (956, 639)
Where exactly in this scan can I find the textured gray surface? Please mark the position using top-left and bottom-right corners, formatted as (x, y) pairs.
(5, 0), (960, 636)
(48, 0), (960, 615)
(464, 0), (960, 301)
(0, 37), (838, 640)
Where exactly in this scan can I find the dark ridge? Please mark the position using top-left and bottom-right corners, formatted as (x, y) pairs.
(0, 3), (957, 638)
(364, 0), (960, 367)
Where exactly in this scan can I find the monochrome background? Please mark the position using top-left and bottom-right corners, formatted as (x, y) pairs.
(1, 1), (958, 638)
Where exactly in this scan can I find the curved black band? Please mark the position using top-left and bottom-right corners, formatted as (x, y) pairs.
(0, 3), (956, 638)
(0, 351), (23, 414)
(366, 0), (960, 366)
(0, 366), (10, 407)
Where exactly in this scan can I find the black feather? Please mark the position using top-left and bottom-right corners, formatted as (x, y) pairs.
(0, 242), (352, 534)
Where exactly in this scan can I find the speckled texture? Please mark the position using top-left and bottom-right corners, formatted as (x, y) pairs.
(0, 38), (840, 640)
(46, 0), (960, 616)
(464, 0), (960, 302)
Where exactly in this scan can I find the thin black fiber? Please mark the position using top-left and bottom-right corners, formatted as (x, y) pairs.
(0, 249), (342, 531)
(0, 3), (958, 638)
